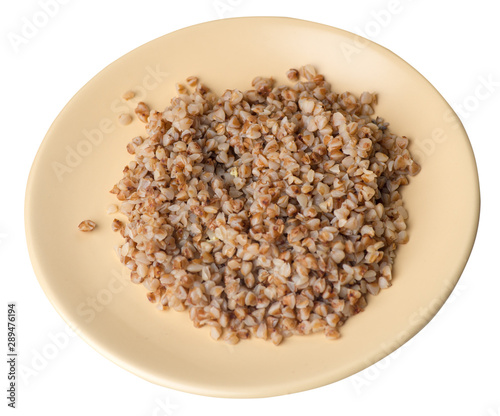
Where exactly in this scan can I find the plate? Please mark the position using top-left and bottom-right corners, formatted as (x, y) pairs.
(25, 17), (480, 398)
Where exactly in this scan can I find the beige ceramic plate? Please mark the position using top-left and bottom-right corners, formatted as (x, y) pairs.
(25, 17), (479, 398)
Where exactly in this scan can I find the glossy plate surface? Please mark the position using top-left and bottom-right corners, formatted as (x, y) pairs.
(25, 17), (479, 398)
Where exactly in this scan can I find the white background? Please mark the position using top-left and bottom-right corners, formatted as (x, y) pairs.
(1, 0), (499, 415)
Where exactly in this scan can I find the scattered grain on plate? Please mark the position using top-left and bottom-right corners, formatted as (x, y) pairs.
(118, 113), (133, 126)
(78, 220), (96, 232)
(111, 65), (420, 345)
(122, 90), (135, 100)
(134, 102), (150, 123)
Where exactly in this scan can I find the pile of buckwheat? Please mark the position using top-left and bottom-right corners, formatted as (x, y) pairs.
(109, 65), (420, 345)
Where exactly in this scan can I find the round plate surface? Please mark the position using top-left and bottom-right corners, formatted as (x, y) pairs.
(25, 17), (480, 398)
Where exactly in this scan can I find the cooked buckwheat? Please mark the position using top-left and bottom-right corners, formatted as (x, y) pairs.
(111, 66), (420, 345)
(78, 220), (96, 232)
